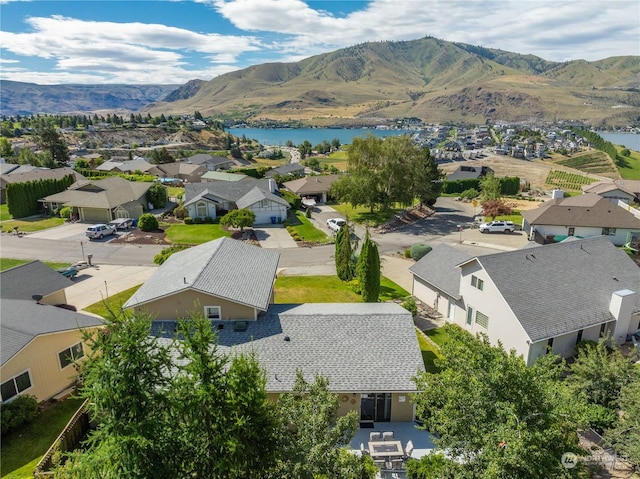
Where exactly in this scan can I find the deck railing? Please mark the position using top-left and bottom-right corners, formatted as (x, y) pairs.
(33, 398), (92, 478)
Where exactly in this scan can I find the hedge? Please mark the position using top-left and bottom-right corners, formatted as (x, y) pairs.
(442, 178), (480, 194)
(6, 174), (75, 218)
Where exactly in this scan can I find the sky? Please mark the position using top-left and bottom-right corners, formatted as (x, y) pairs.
(1, 0), (638, 85)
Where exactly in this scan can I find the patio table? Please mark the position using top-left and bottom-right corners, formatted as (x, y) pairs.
(368, 440), (404, 459)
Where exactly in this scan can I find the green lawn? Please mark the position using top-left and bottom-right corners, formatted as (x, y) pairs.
(0, 204), (12, 222)
(0, 258), (71, 272)
(84, 284), (142, 318)
(330, 203), (408, 227)
(164, 224), (231, 245)
(616, 146), (640, 180)
(424, 326), (453, 348)
(287, 211), (332, 243)
(2, 217), (64, 233)
(1, 397), (85, 479)
(417, 330), (442, 373)
(167, 186), (185, 199)
(493, 210), (523, 225)
(274, 275), (409, 303)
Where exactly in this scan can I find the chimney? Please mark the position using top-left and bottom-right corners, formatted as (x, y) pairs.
(610, 289), (636, 344)
(268, 178), (277, 193)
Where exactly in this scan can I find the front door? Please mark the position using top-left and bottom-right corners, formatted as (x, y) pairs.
(448, 300), (455, 320)
(360, 393), (392, 423)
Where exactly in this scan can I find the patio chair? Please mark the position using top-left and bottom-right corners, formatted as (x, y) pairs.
(370, 431), (382, 441)
(404, 440), (414, 459)
(382, 431), (395, 441)
(360, 443), (370, 455)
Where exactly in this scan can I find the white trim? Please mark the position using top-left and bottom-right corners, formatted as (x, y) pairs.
(1, 368), (33, 402)
(58, 342), (85, 370)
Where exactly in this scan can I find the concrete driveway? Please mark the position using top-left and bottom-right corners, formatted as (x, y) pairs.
(27, 221), (124, 243)
(65, 264), (157, 310)
(254, 225), (298, 249)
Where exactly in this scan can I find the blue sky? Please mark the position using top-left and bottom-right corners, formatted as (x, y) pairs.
(1, 0), (638, 85)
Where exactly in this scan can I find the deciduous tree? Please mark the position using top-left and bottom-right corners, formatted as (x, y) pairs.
(481, 199), (512, 220)
(220, 208), (256, 231)
(479, 173), (501, 201)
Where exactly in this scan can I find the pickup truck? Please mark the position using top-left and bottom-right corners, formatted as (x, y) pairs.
(86, 223), (117, 239)
(57, 267), (78, 279)
(479, 220), (515, 234)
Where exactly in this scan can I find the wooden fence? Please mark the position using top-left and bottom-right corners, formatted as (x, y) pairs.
(33, 398), (92, 478)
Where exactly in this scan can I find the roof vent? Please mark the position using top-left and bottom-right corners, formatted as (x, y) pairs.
(284, 336), (291, 342)
(183, 277), (187, 284)
(32, 294), (43, 304)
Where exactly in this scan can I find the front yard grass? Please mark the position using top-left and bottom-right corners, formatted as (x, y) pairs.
(164, 224), (231, 245)
(2, 216), (64, 233)
(330, 203), (408, 227)
(0, 204), (12, 222)
(274, 275), (409, 303)
(287, 211), (332, 243)
(84, 284), (142, 318)
(616, 145), (640, 180)
(0, 258), (71, 272)
(424, 326), (453, 348)
(1, 397), (85, 479)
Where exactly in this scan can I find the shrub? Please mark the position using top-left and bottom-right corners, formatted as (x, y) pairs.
(59, 206), (72, 219)
(410, 243), (432, 261)
(194, 217), (204, 224)
(404, 248), (411, 258)
(281, 190), (302, 210)
(154, 244), (190, 265)
(174, 205), (187, 220)
(459, 188), (479, 200)
(138, 213), (159, 232)
(305, 208), (311, 218)
(203, 216), (213, 224)
(402, 298), (418, 317)
(184, 217), (193, 225)
(1, 395), (38, 436)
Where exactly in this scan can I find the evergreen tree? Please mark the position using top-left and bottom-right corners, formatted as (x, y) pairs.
(335, 223), (355, 281)
(357, 229), (380, 302)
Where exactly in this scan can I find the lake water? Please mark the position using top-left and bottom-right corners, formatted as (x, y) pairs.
(227, 127), (413, 146)
(598, 132), (640, 151)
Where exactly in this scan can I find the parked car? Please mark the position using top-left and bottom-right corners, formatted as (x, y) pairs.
(108, 218), (133, 230)
(57, 266), (78, 279)
(479, 220), (515, 233)
(72, 261), (90, 270)
(86, 223), (117, 239)
(326, 218), (346, 233)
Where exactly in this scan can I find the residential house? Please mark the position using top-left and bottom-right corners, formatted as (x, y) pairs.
(96, 156), (162, 176)
(409, 244), (473, 320)
(582, 179), (640, 204)
(185, 153), (235, 171)
(201, 171), (248, 183)
(126, 238), (424, 423)
(282, 174), (340, 204)
(1, 167), (86, 204)
(410, 237), (640, 366)
(156, 162), (208, 184)
(446, 165), (494, 182)
(1, 261), (103, 403)
(521, 193), (640, 246)
(265, 163), (305, 178)
(39, 176), (154, 223)
(183, 179), (289, 225)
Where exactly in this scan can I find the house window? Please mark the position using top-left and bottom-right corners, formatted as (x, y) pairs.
(196, 201), (207, 218)
(475, 311), (489, 329)
(568, 227), (575, 236)
(466, 306), (474, 325)
(260, 199), (269, 208)
(576, 329), (583, 344)
(204, 306), (221, 320)
(471, 275), (484, 291)
(59, 342), (85, 369)
(1, 371), (32, 402)
(547, 337), (554, 352)
(602, 228), (616, 236)
(600, 323), (607, 337)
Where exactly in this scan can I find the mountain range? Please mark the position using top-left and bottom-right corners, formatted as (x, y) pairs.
(2, 37), (639, 126)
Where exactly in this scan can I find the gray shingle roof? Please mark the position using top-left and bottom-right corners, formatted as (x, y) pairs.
(409, 244), (473, 299)
(467, 236), (640, 342)
(236, 186), (289, 209)
(521, 194), (640, 229)
(155, 303), (424, 393)
(183, 179), (272, 207)
(265, 163), (305, 177)
(1, 299), (103, 365)
(1, 260), (72, 300)
(283, 175), (340, 195)
(124, 237), (280, 311)
(40, 176), (152, 209)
